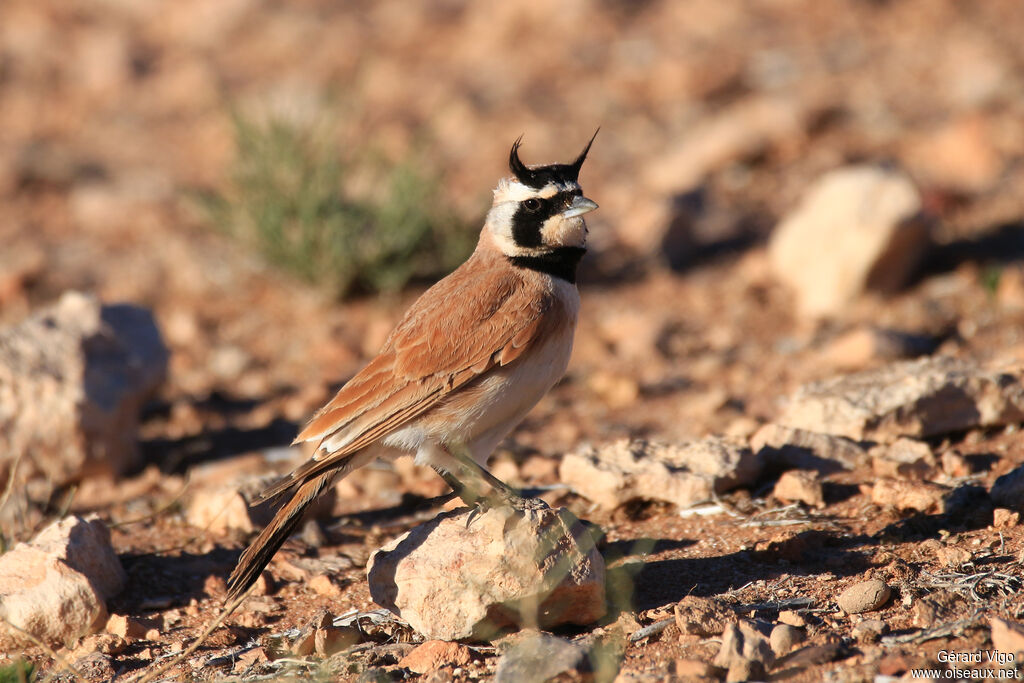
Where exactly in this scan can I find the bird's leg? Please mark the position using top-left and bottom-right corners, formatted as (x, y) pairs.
(430, 465), (483, 506)
(445, 443), (523, 504)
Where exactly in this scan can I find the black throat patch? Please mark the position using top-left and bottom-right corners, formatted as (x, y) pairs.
(508, 247), (586, 284)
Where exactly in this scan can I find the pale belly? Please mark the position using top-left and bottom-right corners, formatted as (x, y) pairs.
(382, 327), (574, 466)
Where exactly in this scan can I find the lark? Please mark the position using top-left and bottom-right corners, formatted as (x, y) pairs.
(227, 133), (599, 599)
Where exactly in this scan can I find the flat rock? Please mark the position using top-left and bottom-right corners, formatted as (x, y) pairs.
(777, 356), (1024, 441)
(494, 632), (588, 683)
(750, 424), (867, 472)
(0, 291), (168, 487)
(837, 580), (891, 614)
(768, 165), (929, 317)
(0, 515), (126, 647)
(367, 498), (606, 641)
(560, 438), (761, 511)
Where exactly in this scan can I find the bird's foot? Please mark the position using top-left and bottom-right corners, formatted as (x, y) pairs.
(465, 486), (534, 528)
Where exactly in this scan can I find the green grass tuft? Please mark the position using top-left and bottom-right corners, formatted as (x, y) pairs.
(198, 114), (474, 298)
(0, 660), (34, 683)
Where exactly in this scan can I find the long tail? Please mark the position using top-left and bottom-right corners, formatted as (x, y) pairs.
(226, 471), (336, 601)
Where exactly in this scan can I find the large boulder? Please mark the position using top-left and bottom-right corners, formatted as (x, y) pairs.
(0, 291), (168, 487)
(768, 165), (929, 317)
(367, 498), (605, 641)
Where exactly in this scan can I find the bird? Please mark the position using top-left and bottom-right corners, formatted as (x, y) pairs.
(226, 132), (600, 600)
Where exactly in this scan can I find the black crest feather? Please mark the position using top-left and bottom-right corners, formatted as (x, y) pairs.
(508, 129), (599, 189)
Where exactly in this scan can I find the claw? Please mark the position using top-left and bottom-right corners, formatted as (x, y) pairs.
(465, 498), (492, 528)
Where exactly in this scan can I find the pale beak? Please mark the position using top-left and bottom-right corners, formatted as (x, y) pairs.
(562, 195), (599, 218)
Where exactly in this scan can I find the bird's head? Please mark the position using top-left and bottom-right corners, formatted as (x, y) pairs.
(484, 132), (599, 258)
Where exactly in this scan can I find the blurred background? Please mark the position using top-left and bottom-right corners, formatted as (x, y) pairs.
(2, 0), (1023, 464)
(4, 2), (1024, 674)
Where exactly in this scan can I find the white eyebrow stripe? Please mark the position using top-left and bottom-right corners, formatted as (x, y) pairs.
(493, 178), (581, 203)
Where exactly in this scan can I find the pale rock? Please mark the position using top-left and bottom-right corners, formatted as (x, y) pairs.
(560, 438), (761, 511)
(837, 580), (891, 614)
(399, 640), (474, 674)
(871, 479), (950, 513)
(777, 610), (806, 628)
(750, 424), (867, 472)
(367, 498), (605, 641)
(777, 356), (1024, 441)
(713, 620), (774, 682)
(0, 516), (126, 648)
(308, 574), (342, 597)
(106, 614), (158, 640)
(991, 464), (1024, 510)
(935, 546), (971, 568)
(494, 632), (588, 683)
(871, 438), (935, 480)
(772, 470), (825, 508)
(990, 617), (1024, 655)
(184, 460), (336, 534)
(74, 632), (126, 657)
(674, 595), (733, 636)
(993, 508), (1020, 528)
(769, 624), (805, 655)
(0, 291), (168, 487)
(769, 165), (929, 317)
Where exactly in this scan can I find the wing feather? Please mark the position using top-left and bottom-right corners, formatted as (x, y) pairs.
(277, 252), (555, 496)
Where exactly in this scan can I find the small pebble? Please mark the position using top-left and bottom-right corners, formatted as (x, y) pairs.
(838, 580), (891, 614)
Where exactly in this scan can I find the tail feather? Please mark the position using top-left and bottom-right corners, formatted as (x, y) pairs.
(226, 471), (335, 601)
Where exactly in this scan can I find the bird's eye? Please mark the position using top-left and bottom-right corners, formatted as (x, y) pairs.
(523, 198), (542, 212)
